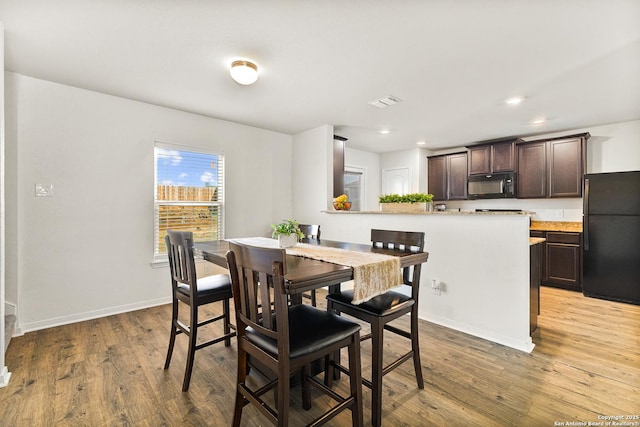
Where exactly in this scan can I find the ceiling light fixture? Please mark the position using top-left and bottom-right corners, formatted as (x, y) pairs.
(416, 141), (427, 146)
(378, 129), (390, 135)
(530, 117), (546, 125)
(230, 60), (259, 85)
(505, 96), (524, 105)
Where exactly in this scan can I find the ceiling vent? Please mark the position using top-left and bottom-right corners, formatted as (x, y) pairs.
(368, 95), (402, 108)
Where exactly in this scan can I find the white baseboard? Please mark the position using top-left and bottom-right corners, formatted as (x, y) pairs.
(5, 301), (16, 316)
(19, 296), (171, 334)
(0, 366), (11, 388)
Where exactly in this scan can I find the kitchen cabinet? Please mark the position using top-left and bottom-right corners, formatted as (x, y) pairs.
(467, 140), (517, 175)
(517, 133), (589, 198)
(428, 152), (467, 201)
(529, 230), (582, 292)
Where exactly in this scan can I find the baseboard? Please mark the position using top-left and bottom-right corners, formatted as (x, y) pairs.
(0, 366), (11, 388)
(19, 296), (171, 334)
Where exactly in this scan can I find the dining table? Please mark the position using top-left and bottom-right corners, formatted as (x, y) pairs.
(194, 237), (430, 303)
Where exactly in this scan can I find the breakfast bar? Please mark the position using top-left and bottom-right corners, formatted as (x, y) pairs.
(318, 209), (536, 352)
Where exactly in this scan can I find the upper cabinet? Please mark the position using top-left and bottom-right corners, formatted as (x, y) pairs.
(517, 133), (589, 198)
(428, 152), (468, 201)
(467, 139), (519, 175)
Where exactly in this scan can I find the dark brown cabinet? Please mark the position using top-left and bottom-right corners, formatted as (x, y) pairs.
(468, 140), (517, 175)
(448, 152), (468, 200)
(517, 133), (589, 199)
(529, 230), (582, 292)
(428, 152), (467, 201)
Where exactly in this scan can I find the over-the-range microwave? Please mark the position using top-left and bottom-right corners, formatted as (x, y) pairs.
(467, 172), (516, 199)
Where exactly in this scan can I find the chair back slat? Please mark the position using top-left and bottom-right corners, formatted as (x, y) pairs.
(371, 229), (425, 252)
(299, 224), (321, 240)
(371, 229), (426, 297)
(165, 230), (198, 291)
(227, 242), (288, 344)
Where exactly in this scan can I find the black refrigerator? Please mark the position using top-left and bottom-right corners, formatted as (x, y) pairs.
(583, 171), (640, 305)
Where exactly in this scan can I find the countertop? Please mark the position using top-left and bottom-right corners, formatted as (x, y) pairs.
(325, 210), (533, 216)
(529, 237), (546, 246)
(530, 221), (583, 233)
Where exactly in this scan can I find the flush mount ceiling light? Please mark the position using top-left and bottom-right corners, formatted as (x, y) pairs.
(530, 117), (547, 125)
(505, 96), (524, 105)
(378, 129), (391, 135)
(230, 60), (259, 85)
(416, 141), (427, 146)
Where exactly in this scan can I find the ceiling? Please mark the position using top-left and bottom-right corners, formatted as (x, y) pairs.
(1, 0), (639, 153)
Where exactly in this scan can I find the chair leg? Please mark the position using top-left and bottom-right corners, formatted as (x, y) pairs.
(223, 299), (232, 347)
(301, 364), (312, 410)
(164, 299), (179, 369)
(182, 306), (198, 392)
(277, 360), (290, 427)
(232, 347), (247, 427)
(348, 333), (364, 427)
(411, 306), (424, 389)
(310, 290), (317, 307)
(371, 319), (384, 427)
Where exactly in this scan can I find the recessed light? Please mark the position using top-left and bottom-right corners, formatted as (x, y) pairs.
(378, 129), (390, 135)
(530, 117), (546, 125)
(505, 96), (524, 105)
(416, 141), (427, 146)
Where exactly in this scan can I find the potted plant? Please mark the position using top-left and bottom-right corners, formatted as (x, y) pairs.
(378, 193), (435, 213)
(271, 219), (305, 248)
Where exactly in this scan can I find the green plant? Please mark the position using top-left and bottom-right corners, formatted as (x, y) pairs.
(378, 193), (434, 203)
(271, 219), (305, 240)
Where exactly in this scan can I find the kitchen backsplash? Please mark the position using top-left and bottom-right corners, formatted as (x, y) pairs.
(444, 198), (583, 222)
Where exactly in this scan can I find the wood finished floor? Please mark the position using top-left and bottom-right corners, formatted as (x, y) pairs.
(1, 286), (639, 426)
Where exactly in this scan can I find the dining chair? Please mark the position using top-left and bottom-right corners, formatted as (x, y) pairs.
(298, 224), (321, 306)
(325, 229), (426, 427)
(163, 230), (236, 392)
(226, 241), (363, 427)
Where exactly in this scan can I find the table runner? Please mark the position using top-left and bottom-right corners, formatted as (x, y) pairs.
(228, 237), (402, 304)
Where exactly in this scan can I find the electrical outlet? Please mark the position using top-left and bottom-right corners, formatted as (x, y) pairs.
(431, 279), (441, 295)
(556, 209), (564, 218)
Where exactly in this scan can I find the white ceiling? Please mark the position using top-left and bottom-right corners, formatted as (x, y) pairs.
(1, 0), (639, 153)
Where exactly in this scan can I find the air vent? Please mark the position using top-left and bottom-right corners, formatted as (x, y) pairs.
(368, 95), (402, 108)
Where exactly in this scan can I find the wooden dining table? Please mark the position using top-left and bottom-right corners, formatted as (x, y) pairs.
(194, 237), (430, 302)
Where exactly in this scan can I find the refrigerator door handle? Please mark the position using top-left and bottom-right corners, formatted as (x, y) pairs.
(583, 177), (589, 251)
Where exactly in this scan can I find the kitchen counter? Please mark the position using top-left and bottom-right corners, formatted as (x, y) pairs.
(529, 237), (546, 245)
(326, 210), (533, 216)
(530, 221), (582, 232)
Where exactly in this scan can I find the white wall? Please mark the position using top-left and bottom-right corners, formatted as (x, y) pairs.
(5, 73), (293, 332)
(291, 124), (334, 226)
(344, 147), (380, 211)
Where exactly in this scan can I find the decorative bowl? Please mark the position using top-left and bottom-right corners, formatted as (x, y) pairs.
(333, 201), (352, 211)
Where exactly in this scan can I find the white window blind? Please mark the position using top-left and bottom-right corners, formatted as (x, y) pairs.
(154, 143), (224, 259)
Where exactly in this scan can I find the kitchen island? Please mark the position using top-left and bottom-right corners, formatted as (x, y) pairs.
(320, 210), (535, 352)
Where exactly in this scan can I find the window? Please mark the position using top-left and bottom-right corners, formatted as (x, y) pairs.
(154, 143), (224, 260)
(344, 168), (364, 211)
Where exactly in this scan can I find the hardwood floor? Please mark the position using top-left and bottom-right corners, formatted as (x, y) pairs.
(1, 286), (639, 426)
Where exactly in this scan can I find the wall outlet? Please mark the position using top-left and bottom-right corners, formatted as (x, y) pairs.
(431, 279), (441, 295)
(556, 209), (564, 218)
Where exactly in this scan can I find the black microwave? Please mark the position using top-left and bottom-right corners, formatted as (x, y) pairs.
(467, 173), (516, 199)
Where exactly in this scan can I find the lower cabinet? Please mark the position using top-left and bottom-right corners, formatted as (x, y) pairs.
(530, 230), (582, 292)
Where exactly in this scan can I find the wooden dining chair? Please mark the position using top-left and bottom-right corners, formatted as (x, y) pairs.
(163, 230), (236, 392)
(298, 224), (321, 306)
(226, 241), (363, 427)
(325, 229), (427, 427)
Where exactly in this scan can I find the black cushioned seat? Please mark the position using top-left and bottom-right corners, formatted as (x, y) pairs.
(177, 274), (232, 301)
(246, 304), (361, 359)
(325, 289), (414, 316)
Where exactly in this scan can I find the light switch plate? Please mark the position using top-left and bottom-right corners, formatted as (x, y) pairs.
(35, 183), (54, 197)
